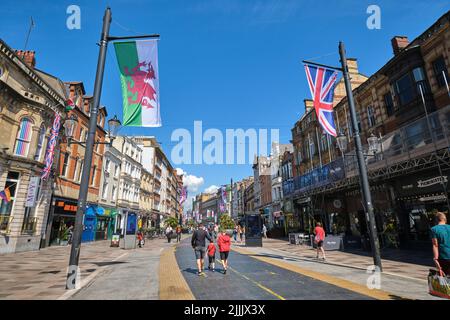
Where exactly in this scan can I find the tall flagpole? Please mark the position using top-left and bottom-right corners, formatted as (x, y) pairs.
(315, 127), (323, 168)
(66, 7), (112, 289)
(339, 41), (382, 271)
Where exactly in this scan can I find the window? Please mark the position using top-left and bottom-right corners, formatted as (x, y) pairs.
(79, 127), (85, 142)
(105, 159), (111, 172)
(114, 164), (120, 178)
(102, 182), (109, 199)
(14, 118), (33, 157)
(320, 134), (328, 151)
(433, 57), (448, 88)
(384, 93), (395, 116)
(77, 160), (84, 182)
(395, 73), (415, 105)
(34, 125), (46, 161)
(0, 172), (20, 231)
(367, 106), (376, 128)
(91, 165), (97, 186)
(309, 139), (315, 158)
(112, 185), (117, 200)
(61, 153), (70, 177)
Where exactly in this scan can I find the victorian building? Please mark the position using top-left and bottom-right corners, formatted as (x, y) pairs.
(0, 41), (66, 253)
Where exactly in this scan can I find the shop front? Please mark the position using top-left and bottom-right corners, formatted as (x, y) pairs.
(49, 198), (77, 246)
(103, 207), (119, 240)
(395, 169), (449, 249)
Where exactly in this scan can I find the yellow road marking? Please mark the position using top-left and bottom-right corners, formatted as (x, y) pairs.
(215, 259), (286, 300)
(159, 246), (195, 300)
(232, 246), (404, 301)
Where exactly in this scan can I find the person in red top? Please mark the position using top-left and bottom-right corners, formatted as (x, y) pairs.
(217, 231), (231, 274)
(206, 240), (216, 272)
(314, 222), (326, 260)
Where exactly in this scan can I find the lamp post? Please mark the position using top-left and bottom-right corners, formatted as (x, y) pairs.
(338, 41), (383, 271)
(65, 7), (159, 290)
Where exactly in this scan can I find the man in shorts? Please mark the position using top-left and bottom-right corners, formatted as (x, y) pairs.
(191, 223), (212, 276)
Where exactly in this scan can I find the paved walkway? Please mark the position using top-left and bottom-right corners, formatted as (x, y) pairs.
(174, 239), (394, 300)
(70, 237), (176, 300)
(233, 238), (441, 300)
(0, 237), (174, 300)
(260, 238), (433, 280)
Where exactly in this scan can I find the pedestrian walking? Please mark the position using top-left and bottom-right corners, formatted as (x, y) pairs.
(314, 222), (326, 260)
(165, 225), (173, 243)
(431, 212), (450, 276)
(191, 223), (212, 276)
(137, 231), (144, 248)
(207, 239), (216, 272)
(262, 224), (267, 239)
(233, 225), (238, 242)
(218, 230), (231, 274)
(176, 225), (182, 243)
(239, 225), (245, 244)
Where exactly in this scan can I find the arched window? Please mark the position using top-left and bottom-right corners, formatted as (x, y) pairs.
(14, 117), (34, 157)
(34, 125), (46, 161)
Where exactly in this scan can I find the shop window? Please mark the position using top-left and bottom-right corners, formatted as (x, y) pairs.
(432, 56), (448, 88)
(14, 117), (33, 157)
(34, 125), (46, 161)
(0, 172), (20, 232)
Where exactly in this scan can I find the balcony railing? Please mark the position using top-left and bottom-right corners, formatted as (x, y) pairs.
(0, 215), (13, 234)
(22, 217), (39, 235)
(289, 104), (450, 194)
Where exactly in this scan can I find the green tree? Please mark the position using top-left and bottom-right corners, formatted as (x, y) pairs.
(164, 217), (179, 228)
(219, 214), (235, 231)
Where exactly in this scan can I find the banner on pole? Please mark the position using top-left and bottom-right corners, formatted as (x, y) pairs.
(114, 40), (161, 127)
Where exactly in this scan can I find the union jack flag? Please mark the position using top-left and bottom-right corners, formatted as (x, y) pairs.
(304, 64), (339, 137)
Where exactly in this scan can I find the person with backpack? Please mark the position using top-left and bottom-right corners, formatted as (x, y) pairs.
(218, 230), (232, 274)
(206, 239), (216, 272)
(314, 222), (326, 260)
(191, 223), (212, 276)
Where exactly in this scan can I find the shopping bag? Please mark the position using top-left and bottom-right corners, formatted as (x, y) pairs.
(428, 269), (450, 299)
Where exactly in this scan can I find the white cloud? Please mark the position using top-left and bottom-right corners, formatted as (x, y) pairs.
(176, 168), (205, 193)
(204, 185), (219, 194)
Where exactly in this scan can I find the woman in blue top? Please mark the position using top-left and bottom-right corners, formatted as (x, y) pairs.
(431, 212), (450, 276)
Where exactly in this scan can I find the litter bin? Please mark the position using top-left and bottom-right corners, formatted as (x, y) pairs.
(110, 233), (120, 248)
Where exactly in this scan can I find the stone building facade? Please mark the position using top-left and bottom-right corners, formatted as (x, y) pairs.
(0, 41), (66, 253)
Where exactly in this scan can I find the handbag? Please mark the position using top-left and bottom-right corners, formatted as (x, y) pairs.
(428, 269), (450, 299)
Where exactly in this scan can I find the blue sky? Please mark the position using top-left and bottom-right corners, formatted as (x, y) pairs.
(1, 0), (449, 202)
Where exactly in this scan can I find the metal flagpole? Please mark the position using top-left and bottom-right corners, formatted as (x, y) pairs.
(443, 71), (450, 98)
(339, 41), (382, 271)
(66, 7), (112, 289)
(315, 127), (323, 168)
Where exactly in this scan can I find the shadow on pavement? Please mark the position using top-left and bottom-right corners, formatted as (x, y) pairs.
(91, 261), (128, 267)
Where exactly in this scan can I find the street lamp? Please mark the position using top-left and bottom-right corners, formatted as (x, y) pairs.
(336, 132), (348, 154)
(64, 114), (121, 146)
(336, 132), (381, 156)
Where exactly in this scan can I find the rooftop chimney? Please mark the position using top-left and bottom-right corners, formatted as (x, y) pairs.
(15, 50), (36, 68)
(391, 36), (409, 55)
(347, 58), (359, 75)
(304, 99), (314, 113)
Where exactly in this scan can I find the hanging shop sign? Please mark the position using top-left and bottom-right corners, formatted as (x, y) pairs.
(25, 177), (40, 208)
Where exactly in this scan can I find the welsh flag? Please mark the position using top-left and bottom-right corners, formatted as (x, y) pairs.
(114, 40), (161, 127)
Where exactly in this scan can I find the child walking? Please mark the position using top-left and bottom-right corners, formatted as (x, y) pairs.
(207, 239), (216, 272)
